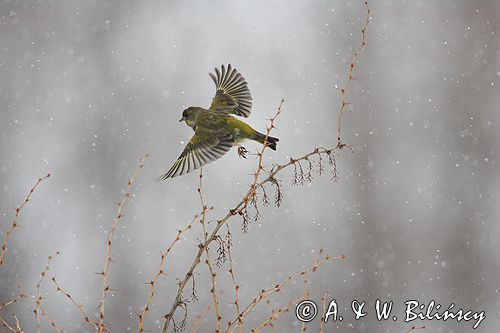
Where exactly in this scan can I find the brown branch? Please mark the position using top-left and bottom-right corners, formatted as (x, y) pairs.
(98, 154), (148, 332)
(226, 234), (242, 333)
(250, 292), (309, 333)
(51, 275), (106, 331)
(0, 290), (27, 311)
(263, 300), (276, 332)
(197, 169), (222, 332)
(404, 326), (426, 333)
(204, 252), (220, 331)
(336, 0), (371, 148)
(37, 304), (64, 333)
(33, 251), (61, 333)
(137, 223), (193, 332)
(12, 314), (22, 332)
(225, 253), (344, 333)
(319, 291), (329, 333)
(0, 173), (50, 267)
(300, 279), (311, 333)
(0, 314), (18, 333)
(16, 285), (63, 333)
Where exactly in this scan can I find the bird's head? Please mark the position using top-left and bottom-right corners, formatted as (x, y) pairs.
(179, 107), (198, 128)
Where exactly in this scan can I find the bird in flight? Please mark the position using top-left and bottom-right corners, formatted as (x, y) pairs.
(158, 64), (279, 180)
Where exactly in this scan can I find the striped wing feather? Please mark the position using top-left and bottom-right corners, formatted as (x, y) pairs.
(209, 64), (252, 118)
(158, 128), (235, 180)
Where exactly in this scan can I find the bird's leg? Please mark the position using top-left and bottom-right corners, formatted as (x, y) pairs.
(237, 146), (249, 159)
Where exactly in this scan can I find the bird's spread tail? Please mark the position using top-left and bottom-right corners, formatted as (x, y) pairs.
(255, 132), (279, 150)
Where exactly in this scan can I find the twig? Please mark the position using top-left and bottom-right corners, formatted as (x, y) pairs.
(0, 314), (17, 333)
(251, 292), (309, 333)
(225, 253), (344, 333)
(198, 169), (222, 332)
(137, 222), (193, 332)
(319, 291), (328, 333)
(34, 251), (60, 333)
(301, 279), (311, 333)
(12, 314), (22, 332)
(37, 304), (64, 333)
(404, 326), (426, 333)
(98, 154), (148, 332)
(0, 290), (27, 311)
(51, 276), (105, 331)
(0, 173), (50, 267)
(336, 0), (371, 148)
(226, 233), (242, 333)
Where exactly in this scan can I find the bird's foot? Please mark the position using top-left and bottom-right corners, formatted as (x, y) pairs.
(238, 146), (249, 159)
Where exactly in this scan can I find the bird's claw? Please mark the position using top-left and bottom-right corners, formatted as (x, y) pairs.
(238, 146), (249, 159)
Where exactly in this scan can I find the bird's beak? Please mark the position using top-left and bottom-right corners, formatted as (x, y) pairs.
(179, 117), (184, 122)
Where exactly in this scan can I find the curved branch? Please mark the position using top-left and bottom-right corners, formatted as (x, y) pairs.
(0, 173), (50, 267)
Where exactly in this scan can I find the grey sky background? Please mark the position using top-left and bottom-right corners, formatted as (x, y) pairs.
(1, 0), (499, 332)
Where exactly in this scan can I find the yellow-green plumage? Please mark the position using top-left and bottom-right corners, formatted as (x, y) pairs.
(158, 64), (278, 180)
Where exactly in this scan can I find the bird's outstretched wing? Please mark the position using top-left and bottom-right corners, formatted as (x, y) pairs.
(208, 64), (252, 118)
(158, 127), (235, 180)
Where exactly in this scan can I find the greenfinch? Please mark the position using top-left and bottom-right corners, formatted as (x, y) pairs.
(158, 64), (279, 180)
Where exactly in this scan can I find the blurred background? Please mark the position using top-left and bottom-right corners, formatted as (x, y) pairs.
(1, 0), (498, 332)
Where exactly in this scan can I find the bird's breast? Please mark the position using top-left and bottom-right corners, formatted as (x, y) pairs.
(232, 128), (248, 144)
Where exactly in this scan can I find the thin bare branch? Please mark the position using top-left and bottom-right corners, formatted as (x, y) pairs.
(404, 326), (426, 333)
(226, 233), (242, 333)
(51, 276), (106, 332)
(98, 154), (148, 332)
(251, 292), (309, 333)
(37, 304), (64, 333)
(0, 290), (27, 311)
(137, 222), (193, 332)
(0, 314), (18, 333)
(319, 291), (329, 333)
(0, 173), (50, 267)
(198, 168), (222, 332)
(336, 1), (371, 148)
(33, 251), (61, 333)
(12, 313), (22, 332)
(225, 253), (344, 333)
